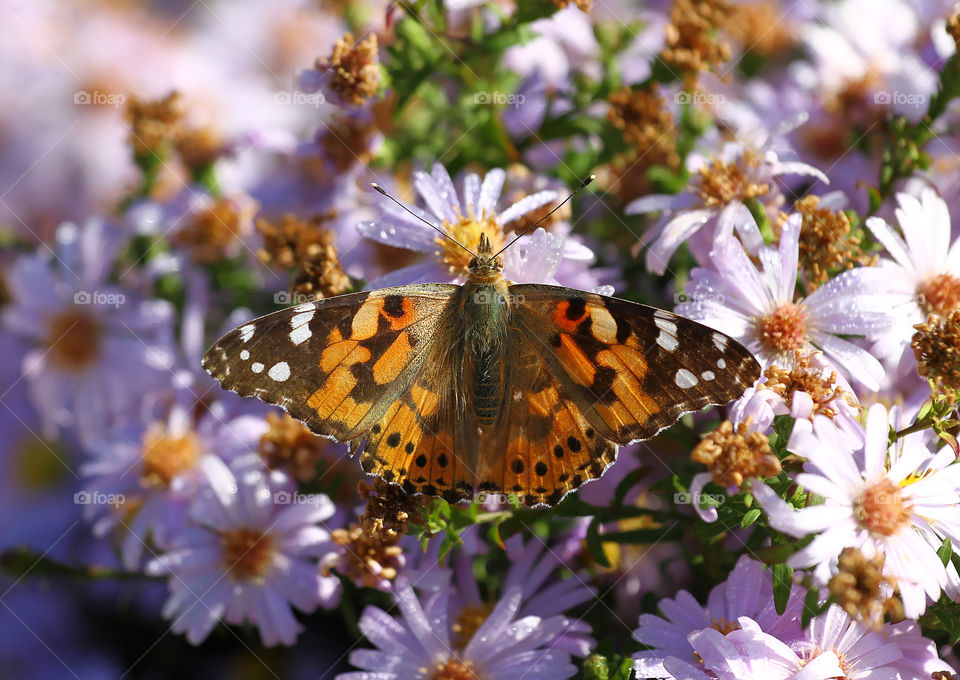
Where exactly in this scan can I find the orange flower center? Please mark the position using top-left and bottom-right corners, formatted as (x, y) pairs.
(220, 528), (274, 581)
(855, 479), (910, 537)
(140, 424), (201, 488)
(431, 659), (482, 680)
(47, 310), (101, 371)
(437, 214), (503, 276)
(451, 602), (495, 649)
(919, 272), (960, 316)
(757, 303), (807, 352)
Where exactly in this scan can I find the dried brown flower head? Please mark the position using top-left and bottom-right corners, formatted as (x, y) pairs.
(828, 547), (902, 628)
(763, 351), (854, 419)
(316, 33), (380, 106)
(256, 213), (352, 301)
(549, 0), (592, 10)
(791, 195), (875, 288)
(726, 2), (796, 57)
(172, 196), (256, 264)
(660, 0), (733, 83)
(125, 91), (185, 158)
(913, 311), (960, 391)
(258, 412), (329, 482)
(691, 420), (781, 488)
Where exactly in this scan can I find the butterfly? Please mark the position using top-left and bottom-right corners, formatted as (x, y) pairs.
(203, 225), (760, 507)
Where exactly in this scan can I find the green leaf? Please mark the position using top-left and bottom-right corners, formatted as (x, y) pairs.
(586, 518), (611, 568)
(740, 508), (762, 529)
(772, 562), (794, 615)
(938, 537), (953, 567)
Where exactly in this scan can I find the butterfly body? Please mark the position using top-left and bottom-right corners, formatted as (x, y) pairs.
(203, 236), (760, 506)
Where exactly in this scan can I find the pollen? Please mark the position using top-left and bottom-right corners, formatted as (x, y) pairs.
(437, 213), (503, 276)
(316, 33), (380, 106)
(359, 478), (422, 540)
(855, 478), (911, 537)
(757, 302), (808, 353)
(47, 309), (101, 371)
(140, 423), (201, 487)
(912, 311), (960, 391)
(451, 603), (495, 650)
(220, 527), (274, 581)
(327, 523), (404, 587)
(258, 412), (328, 482)
(172, 196), (255, 264)
(695, 151), (769, 208)
(691, 419), (781, 488)
(918, 272), (960, 316)
(431, 659), (482, 680)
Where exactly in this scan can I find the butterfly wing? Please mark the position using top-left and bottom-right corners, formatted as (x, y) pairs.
(511, 285), (761, 445)
(202, 284), (459, 444)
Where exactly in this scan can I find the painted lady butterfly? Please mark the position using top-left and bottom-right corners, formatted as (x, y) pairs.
(203, 212), (760, 507)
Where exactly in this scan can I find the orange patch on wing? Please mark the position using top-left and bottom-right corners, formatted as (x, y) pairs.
(411, 384), (440, 418)
(350, 299), (383, 340)
(528, 385), (560, 417)
(552, 300), (588, 333)
(588, 305), (619, 343)
(556, 334), (596, 386)
(596, 349), (659, 421)
(372, 332), (412, 384)
(320, 340), (371, 372)
(382, 297), (417, 330)
(309, 366), (357, 418)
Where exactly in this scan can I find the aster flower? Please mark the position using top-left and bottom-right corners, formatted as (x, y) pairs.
(146, 455), (340, 646)
(338, 577), (578, 680)
(357, 163), (594, 287)
(1, 220), (176, 443)
(451, 532), (596, 657)
(752, 403), (960, 617)
(79, 400), (271, 570)
(626, 137), (828, 274)
(633, 555), (805, 678)
(865, 187), (960, 361)
(676, 211), (893, 391)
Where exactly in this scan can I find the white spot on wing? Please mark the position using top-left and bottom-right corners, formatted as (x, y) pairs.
(289, 324), (312, 345)
(268, 361), (291, 382)
(656, 332), (679, 352)
(675, 368), (699, 388)
(291, 310), (315, 327)
(251, 362), (265, 373)
(240, 349), (250, 361)
(701, 370), (715, 381)
(293, 302), (315, 314)
(239, 324), (256, 343)
(654, 316), (679, 352)
(717, 358), (727, 369)
(712, 333), (727, 351)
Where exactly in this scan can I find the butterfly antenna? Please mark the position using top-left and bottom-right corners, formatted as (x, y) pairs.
(491, 174), (595, 259)
(370, 183), (478, 258)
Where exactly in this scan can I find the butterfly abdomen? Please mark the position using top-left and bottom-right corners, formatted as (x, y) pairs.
(462, 281), (510, 427)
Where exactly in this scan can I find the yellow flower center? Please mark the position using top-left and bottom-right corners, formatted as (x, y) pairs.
(695, 151), (769, 208)
(757, 303), (808, 352)
(430, 659), (483, 680)
(140, 424), (201, 488)
(220, 527), (274, 581)
(919, 272), (960, 317)
(855, 478), (910, 537)
(451, 602), (495, 650)
(436, 213), (503, 276)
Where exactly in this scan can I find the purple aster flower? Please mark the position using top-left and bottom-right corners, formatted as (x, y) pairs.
(1, 220), (176, 443)
(357, 163), (596, 287)
(752, 403), (960, 617)
(145, 455), (340, 646)
(80, 400), (271, 570)
(626, 138), (828, 274)
(676, 212), (894, 391)
(338, 576), (578, 680)
(865, 187), (960, 361)
(633, 555), (805, 678)
(451, 532), (596, 657)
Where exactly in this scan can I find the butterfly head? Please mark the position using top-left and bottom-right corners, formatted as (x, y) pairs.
(467, 233), (504, 278)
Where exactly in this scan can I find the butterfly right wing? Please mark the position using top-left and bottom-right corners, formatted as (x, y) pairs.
(202, 284), (458, 444)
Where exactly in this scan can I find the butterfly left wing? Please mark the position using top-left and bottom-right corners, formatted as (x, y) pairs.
(201, 285), (458, 444)
(510, 285), (760, 447)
